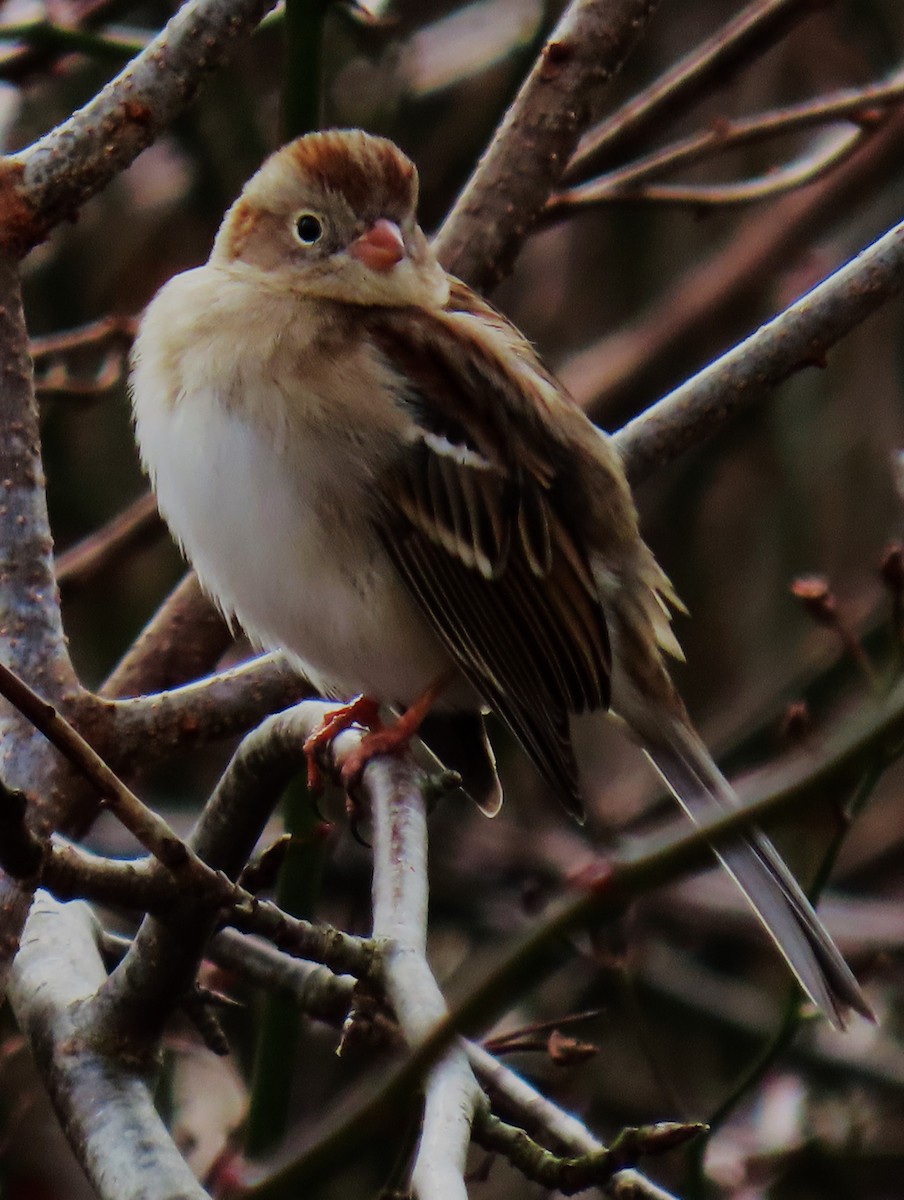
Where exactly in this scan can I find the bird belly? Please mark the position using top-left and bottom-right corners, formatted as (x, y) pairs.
(135, 385), (459, 705)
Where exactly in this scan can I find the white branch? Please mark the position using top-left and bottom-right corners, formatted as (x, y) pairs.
(368, 755), (484, 1200)
(8, 893), (208, 1200)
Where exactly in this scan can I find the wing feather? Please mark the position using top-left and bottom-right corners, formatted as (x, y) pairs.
(364, 295), (611, 816)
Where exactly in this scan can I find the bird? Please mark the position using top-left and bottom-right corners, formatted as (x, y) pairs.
(130, 127), (870, 1028)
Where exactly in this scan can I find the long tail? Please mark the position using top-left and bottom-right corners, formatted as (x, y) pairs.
(643, 716), (872, 1029)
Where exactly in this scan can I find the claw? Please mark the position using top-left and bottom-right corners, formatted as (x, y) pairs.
(338, 671), (454, 791)
(303, 695), (382, 792)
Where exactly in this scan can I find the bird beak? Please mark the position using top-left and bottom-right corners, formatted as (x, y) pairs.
(349, 219), (406, 272)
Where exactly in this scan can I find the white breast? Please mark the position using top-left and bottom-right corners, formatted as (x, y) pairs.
(130, 266), (456, 704)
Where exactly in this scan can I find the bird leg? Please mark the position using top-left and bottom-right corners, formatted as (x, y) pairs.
(339, 671), (455, 790)
(303, 695), (383, 793)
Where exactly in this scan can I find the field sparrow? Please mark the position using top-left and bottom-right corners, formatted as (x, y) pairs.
(130, 129), (869, 1027)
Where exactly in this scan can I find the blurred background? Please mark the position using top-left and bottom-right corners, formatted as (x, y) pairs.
(2, 0), (904, 1196)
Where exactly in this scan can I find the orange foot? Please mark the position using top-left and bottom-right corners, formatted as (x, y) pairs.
(340, 673), (453, 791)
(303, 695), (382, 793)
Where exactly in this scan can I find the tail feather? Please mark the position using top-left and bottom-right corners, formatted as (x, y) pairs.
(644, 719), (872, 1029)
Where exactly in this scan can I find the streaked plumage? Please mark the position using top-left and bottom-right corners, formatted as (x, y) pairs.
(130, 128), (870, 1028)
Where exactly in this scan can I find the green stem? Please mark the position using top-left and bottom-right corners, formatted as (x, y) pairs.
(282, 0), (330, 140)
(0, 21), (145, 59)
(244, 781), (328, 1163)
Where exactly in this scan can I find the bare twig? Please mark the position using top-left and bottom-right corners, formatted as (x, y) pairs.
(471, 1108), (704, 1194)
(209, 929), (358, 1031)
(30, 313), (138, 360)
(55, 493), (164, 592)
(2, 0), (280, 254)
(614, 210), (904, 484)
(558, 73), (904, 210)
(100, 572), (231, 698)
(568, 0), (831, 177)
(0, 0), (143, 83)
(559, 105), (904, 418)
(0, 659), (196, 870)
(433, 0), (660, 289)
(553, 127), (864, 210)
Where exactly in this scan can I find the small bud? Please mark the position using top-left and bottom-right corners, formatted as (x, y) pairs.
(547, 1028), (599, 1066)
(780, 700), (810, 745)
(791, 575), (837, 626)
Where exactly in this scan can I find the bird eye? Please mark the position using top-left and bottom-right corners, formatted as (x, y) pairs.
(295, 214), (323, 245)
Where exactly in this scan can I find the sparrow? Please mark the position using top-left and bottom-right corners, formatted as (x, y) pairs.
(130, 128), (870, 1027)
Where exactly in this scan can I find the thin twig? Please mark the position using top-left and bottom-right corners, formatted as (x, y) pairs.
(559, 72), (904, 206)
(471, 1108), (704, 1195)
(568, 0), (831, 177)
(55, 493), (164, 592)
(0, 658), (196, 870)
(553, 127), (863, 211)
(30, 313), (138, 359)
(558, 105), (904, 419)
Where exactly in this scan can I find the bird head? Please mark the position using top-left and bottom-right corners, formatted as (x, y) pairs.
(211, 129), (450, 310)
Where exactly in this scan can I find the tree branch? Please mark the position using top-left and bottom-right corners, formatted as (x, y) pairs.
(8, 893), (209, 1200)
(100, 572), (231, 698)
(568, 0), (833, 177)
(369, 756), (483, 1200)
(2, 0), (280, 254)
(100, 654), (310, 768)
(614, 210), (904, 483)
(96, 702), (375, 1045)
(433, 0), (660, 288)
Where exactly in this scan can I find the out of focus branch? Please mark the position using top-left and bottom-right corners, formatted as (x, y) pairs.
(568, 0), (829, 176)
(1, 0), (279, 254)
(556, 73), (904, 213)
(56, 493), (164, 592)
(551, 68), (904, 217)
(558, 128), (864, 209)
(614, 211), (904, 484)
(101, 573), (231, 697)
(560, 104), (904, 418)
(433, 0), (660, 289)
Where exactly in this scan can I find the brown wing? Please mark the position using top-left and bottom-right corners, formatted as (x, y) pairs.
(365, 291), (610, 818)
